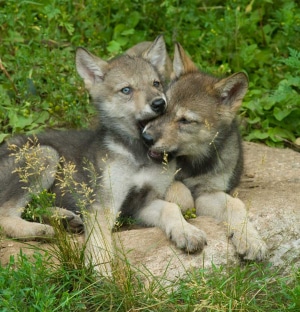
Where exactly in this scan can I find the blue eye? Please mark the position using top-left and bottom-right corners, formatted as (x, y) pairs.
(121, 87), (132, 95)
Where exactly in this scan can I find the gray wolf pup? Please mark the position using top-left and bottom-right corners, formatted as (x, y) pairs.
(0, 37), (206, 274)
(126, 39), (173, 81)
(142, 43), (267, 261)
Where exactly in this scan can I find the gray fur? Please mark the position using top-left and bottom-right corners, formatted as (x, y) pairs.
(0, 38), (206, 275)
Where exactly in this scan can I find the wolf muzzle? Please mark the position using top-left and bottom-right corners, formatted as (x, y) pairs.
(142, 129), (176, 162)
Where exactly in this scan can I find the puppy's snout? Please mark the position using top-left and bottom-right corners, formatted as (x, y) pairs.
(151, 98), (166, 114)
(142, 131), (154, 146)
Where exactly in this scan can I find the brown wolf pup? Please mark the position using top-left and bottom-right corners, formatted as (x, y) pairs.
(142, 43), (267, 261)
(0, 37), (206, 274)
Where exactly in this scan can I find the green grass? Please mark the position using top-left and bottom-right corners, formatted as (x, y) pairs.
(1, 211), (300, 311)
(0, 249), (299, 311)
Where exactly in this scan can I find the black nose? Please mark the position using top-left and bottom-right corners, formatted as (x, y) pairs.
(151, 98), (166, 113)
(142, 131), (154, 146)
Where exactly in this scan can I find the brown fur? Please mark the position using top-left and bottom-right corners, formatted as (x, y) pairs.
(143, 43), (267, 261)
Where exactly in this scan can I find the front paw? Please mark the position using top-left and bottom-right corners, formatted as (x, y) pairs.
(231, 229), (267, 261)
(168, 224), (207, 253)
(64, 214), (84, 234)
(47, 208), (84, 234)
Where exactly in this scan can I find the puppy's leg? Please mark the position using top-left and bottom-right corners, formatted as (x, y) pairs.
(136, 199), (206, 253)
(0, 146), (59, 240)
(0, 216), (55, 240)
(84, 204), (115, 275)
(195, 192), (267, 260)
(165, 181), (195, 213)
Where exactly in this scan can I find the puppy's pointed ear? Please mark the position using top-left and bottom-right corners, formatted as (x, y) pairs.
(173, 43), (198, 78)
(142, 35), (168, 77)
(75, 48), (108, 90)
(214, 72), (249, 111)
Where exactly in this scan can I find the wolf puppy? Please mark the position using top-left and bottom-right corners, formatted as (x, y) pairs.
(126, 40), (173, 81)
(0, 37), (206, 274)
(143, 43), (267, 261)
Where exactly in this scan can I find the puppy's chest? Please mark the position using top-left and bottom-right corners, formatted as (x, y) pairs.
(99, 149), (176, 214)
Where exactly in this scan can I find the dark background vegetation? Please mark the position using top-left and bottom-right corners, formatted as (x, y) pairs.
(0, 0), (300, 147)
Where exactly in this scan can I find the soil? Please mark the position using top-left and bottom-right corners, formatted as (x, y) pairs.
(1, 142), (299, 279)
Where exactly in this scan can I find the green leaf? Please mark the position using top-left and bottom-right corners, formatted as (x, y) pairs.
(268, 127), (295, 142)
(0, 133), (9, 144)
(43, 5), (61, 20)
(121, 29), (135, 36)
(246, 116), (261, 124)
(273, 107), (293, 121)
(245, 130), (269, 141)
(113, 24), (126, 37)
(8, 111), (34, 131)
(107, 40), (121, 54)
(34, 111), (50, 125)
(63, 22), (75, 36)
(127, 11), (141, 28)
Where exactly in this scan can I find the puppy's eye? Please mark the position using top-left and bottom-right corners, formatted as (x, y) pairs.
(153, 80), (160, 88)
(178, 117), (191, 124)
(121, 87), (132, 95)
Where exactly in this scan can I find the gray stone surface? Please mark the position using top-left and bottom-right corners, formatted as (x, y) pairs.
(118, 142), (300, 278)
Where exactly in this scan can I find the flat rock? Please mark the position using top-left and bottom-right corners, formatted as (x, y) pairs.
(1, 142), (299, 278)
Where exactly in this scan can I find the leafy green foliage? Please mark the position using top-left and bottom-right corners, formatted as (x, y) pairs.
(242, 48), (300, 147)
(22, 189), (56, 223)
(0, 0), (299, 147)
